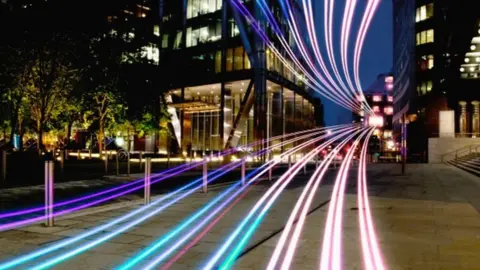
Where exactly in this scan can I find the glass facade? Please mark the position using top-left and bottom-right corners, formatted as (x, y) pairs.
(187, 0), (222, 19)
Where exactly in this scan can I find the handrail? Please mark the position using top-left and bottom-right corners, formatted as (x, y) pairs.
(441, 144), (480, 163)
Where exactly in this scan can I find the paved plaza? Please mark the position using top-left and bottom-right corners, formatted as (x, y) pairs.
(0, 164), (479, 269)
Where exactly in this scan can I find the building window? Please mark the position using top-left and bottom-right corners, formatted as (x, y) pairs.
(142, 43), (159, 64)
(387, 96), (393, 102)
(418, 55), (434, 70)
(215, 51), (222, 73)
(187, 0), (222, 19)
(373, 106), (380, 113)
(417, 80), (433, 96)
(415, 3), (434, 23)
(372, 95), (382, 102)
(162, 34), (169, 48)
(234, 47), (244, 70)
(416, 29), (434, 45)
(153, 25), (160, 37)
(186, 22), (221, 48)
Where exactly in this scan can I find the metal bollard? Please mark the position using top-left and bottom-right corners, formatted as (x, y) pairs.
(127, 152), (130, 176)
(144, 157), (151, 205)
(241, 159), (246, 186)
(104, 153), (108, 173)
(88, 149), (92, 159)
(139, 151), (143, 170)
(60, 150), (65, 173)
(1, 150), (6, 184)
(268, 167), (272, 181)
(44, 155), (54, 227)
(65, 149), (69, 160)
(203, 161), (208, 193)
(288, 155), (292, 168)
(77, 150), (81, 159)
(116, 153), (119, 176)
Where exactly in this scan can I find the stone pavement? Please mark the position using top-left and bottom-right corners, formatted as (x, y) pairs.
(0, 164), (478, 269)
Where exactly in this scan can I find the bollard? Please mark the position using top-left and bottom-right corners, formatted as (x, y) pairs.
(1, 150), (6, 184)
(203, 161), (208, 193)
(60, 150), (65, 173)
(77, 150), (81, 159)
(44, 155), (54, 227)
(288, 155), (292, 168)
(268, 167), (272, 181)
(127, 151), (130, 176)
(65, 149), (69, 160)
(116, 153), (119, 176)
(241, 159), (246, 186)
(139, 151), (143, 170)
(104, 153), (108, 173)
(88, 149), (92, 159)
(144, 157), (151, 205)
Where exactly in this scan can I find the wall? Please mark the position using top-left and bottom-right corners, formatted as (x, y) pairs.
(428, 137), (480, 163)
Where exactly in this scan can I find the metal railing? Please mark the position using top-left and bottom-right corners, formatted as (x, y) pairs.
(440, 144), (480, 163)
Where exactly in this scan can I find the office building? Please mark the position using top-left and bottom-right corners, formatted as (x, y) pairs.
(392, 0), (480, 161)
(157, 0), (323, 156)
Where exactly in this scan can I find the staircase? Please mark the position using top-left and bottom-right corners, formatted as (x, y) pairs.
(442, 145), (480, 176)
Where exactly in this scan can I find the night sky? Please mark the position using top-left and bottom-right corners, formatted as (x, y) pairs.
(313, 0), (393, 125)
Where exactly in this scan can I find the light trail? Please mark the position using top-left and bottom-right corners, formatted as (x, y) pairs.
(353, 0), (381, 95)
(203, 127), (363, 270)
(0, 126), (328, 227)
(266, 128), (366, 270)
(1, 127), (345, 270)
(220, 130), (363, 270)
(231, 0), (363, 113)
(116, 126), (355, 270)
(358, 129), (385, 270)
(319, 128), (371, 270)
(160, 181), (258, 270)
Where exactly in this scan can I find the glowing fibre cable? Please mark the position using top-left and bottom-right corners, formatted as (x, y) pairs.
(358, 130), (385, 270)
(340, 0), (360, 98)
(160, 182), (257, 270)
(27, 163), (243, 270)
(0, 128), (324, 221)
(117, 127), (352, 270)
(0, 160), (239, 270)
(319, 128), (371, 270)
(353, 0), (381, 94)
(217, 129), (364, 270)
(267, 129), (361, 270)
(258, 0), (362, 113)
(203, 127), (359, 270)
(0, 127), (325, 224)
(118, 127), (348, 270)
(5, 128), (339, 270)
(230, 0), (361, 113)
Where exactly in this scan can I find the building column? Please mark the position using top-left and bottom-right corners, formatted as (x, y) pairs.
(459, 101), (468, 137)
(253, 0), (267, 159)
(472, 101), (480, 137)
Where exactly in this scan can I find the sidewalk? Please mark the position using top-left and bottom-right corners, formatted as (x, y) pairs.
(0, 164), (478, 269)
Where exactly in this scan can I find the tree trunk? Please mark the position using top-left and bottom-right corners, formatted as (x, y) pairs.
(98, 119), (104, 158)
(37, 126), (43, 152)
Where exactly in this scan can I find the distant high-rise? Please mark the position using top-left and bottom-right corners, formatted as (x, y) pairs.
(392, 0), (480, 161)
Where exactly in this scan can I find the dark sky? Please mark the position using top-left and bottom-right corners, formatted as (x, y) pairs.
(313, 0), (393, 125)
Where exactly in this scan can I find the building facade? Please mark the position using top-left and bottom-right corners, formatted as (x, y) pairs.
(156, 0), (323, 156)
(392, 0), (480, 161)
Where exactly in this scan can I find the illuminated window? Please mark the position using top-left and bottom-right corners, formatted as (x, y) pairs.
(372, 95), (382, 102)
(385, 76), (394, 84)
(153, 25), (160, 37)
(388, 96), (393, 102)
(415, 3), (434, 23)
(384, 130), (393, 138)
(142, 43), (159, 64)
(187, 0), (223, 19)
(186, 22), (221, 48)
(162, 34), (169, 48)
(384, 106), (393, 115)
(418, 55), (434, 71)
(373, 106), (380, 113)
(416, 29), (434, 45)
